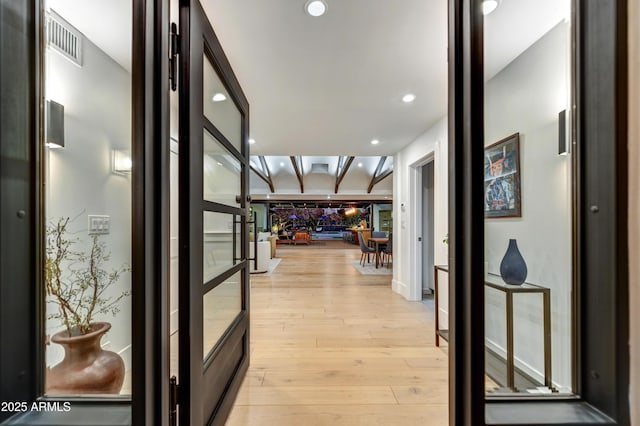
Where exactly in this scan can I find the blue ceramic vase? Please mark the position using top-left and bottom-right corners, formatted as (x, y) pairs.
(499, 239), (527, 285)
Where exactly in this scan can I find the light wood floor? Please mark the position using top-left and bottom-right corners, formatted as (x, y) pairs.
(226, 241), (449, 426)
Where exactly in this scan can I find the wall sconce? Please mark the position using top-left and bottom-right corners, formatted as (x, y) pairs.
(46, 100), (65, 148)
(558, 109), (570, 155)
(112, 149), (132, 174)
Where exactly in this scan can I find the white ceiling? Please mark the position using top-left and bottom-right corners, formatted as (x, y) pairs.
(47, 0), (132, 73)
(48, 0), (566, 156)
(46, 0), (567, 195)
(48, 0), (567, 140)
(203, 0), (447, 156)
(484, 0), (568, 80)
(202, 0), (566, 156)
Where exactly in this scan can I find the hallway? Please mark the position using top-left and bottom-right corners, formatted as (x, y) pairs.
(226, 242), (449, 425)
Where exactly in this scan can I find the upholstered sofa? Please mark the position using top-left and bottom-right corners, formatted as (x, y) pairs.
(293, 231), (311, 245)
(248, 241), (270, 273)
(250, 232), (277, 258)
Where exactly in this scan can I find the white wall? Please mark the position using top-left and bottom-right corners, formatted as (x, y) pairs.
(45, 22), (132, 375)
(393, 116), (448, 302)
(484, 22), (572, 391)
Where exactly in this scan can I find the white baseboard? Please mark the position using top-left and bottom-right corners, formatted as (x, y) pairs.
(485, 339), (570, 392)
(392, 279), (410, 300)
(485, 338), (545, 387)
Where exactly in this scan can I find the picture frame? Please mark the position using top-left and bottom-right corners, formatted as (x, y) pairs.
(484, 133), (521, 218)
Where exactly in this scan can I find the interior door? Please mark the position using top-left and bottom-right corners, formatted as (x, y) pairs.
(178, 1), (250, 424)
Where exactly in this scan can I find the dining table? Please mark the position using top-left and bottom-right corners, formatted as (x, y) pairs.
(367, 237), (389, 268)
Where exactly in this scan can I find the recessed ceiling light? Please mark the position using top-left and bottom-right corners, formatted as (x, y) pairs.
(402, 93), (416, 103)
(212, 93), (227, 102)
(217, 162), (222, 166)
(305, 0), (327, 17)
(280, 162), (285, 167)
(327, 195), (331, 199)
(371, 139), (380, 145)
(482, 0), (499, 15)
(249, 139), (256, 144)
(358, 162), (363, 167)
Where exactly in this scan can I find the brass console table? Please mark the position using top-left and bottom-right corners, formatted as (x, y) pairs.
(485, 273), (552, 391)
(433, 265), (449, 347)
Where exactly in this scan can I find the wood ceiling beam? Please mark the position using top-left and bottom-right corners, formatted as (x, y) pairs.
(258, 156), (271, 178)
(335, 156), (355, 193)
(250, 162), (275, 193)
(290, 156), (304, 193)
(367, 169), (393, 193)
(367, 156), (391, 193)
(257, 156), (275, 192)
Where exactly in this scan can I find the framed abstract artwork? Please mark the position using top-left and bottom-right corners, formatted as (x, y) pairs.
(484, 133), (521, 218)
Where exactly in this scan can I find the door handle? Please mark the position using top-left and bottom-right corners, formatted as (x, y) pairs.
(246, 195), (252, 203)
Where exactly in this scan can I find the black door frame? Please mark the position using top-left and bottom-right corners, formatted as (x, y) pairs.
(447, 0), (485, 423)
(448, 0), (630, 424)
(0, 0), (42, 420)
(131, 0), (171, 424)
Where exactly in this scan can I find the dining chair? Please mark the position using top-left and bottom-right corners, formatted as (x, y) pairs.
(382, 233), (393, 268)
(357, 231), (376, 266)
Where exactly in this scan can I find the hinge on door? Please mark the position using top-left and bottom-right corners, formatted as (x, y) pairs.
(169, 23), (180, 91)
(169, 375), (180, 426)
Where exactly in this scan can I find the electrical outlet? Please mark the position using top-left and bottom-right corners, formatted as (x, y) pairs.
(88, 215), (110, 235)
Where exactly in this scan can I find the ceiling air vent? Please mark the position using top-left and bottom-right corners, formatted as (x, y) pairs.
(310, 163), (329, 173)
(46, 12), (83, 67)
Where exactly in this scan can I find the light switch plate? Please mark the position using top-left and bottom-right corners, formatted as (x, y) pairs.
(88, 215), (110, 235)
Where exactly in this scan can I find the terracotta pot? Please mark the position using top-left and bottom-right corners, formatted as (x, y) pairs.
(46, 322), (125, 394)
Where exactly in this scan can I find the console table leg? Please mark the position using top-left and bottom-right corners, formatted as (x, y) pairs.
(506, 293), (515, 390)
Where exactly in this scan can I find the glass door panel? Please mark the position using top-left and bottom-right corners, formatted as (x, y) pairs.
(203, 271), (242, 360)
(483, 1), (573, 395)
(203, 57), (242, 152)
(43, 0), (133, 397)
(203, 129), (241, 206)
(203, 211), (240, 283)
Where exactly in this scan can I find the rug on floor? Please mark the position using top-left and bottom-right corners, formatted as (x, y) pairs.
(351, 260), (392, 275)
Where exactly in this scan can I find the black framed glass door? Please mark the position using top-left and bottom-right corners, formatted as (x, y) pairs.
(177, 1), (250, 425)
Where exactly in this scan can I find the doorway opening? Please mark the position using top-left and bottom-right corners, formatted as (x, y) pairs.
(421, 160), (435, 300)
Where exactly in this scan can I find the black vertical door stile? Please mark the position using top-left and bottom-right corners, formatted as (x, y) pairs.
(177, 1), (250, 425)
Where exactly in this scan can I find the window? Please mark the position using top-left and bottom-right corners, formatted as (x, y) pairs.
(448, 0), (630, 424)
(0, 0), (168, 424)
(482, 0), (573, 397)
(42, 1), (133, 398)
